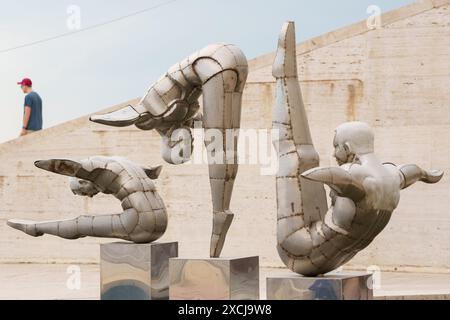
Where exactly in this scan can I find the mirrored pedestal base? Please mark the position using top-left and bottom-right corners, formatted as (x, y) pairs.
(100, 241), (178, 300)
(169, 256), (259, 300)
(266, 272), (373, 300)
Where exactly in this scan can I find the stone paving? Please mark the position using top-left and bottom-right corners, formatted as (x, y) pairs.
(1, 264), (449, 300)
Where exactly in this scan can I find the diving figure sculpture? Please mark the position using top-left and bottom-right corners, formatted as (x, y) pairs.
(7, 156), (167, 243)
(90, 43), (248, 257)
(272, 22), (444, 276)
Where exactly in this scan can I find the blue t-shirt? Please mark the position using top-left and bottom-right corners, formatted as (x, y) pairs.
(24, 91), (43, 130)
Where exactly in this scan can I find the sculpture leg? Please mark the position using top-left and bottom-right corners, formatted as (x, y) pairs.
(273, 22), (328, 221)
(7, 209), (154, 242)
(202, 70), (241, 258)
(273, 22), (329, 275)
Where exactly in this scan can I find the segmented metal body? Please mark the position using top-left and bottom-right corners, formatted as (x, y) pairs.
(85, 156), (167, 243)
(134, 43), (248, 133)
(273, 22), (443, 276)
(7, 156), (167, 243)
(90, 43), (249, 257)
(272, 22), (397, 276)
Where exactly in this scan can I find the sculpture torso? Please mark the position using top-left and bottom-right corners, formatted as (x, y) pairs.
(134, 43), (247, 133)
(306, 160), (402, 272)
(80, 156), (168, 242)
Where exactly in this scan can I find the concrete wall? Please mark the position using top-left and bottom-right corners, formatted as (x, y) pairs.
(1, 0), (449, 272)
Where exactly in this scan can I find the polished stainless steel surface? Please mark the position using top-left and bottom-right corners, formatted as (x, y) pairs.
(272, 21), (444, 276)
(101, 241), (178, 300)
(169, 256), (259, 300)
(267, 272), (373, 300)
(90, 43), (249, 258)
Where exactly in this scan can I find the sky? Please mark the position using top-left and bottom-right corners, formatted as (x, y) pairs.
(0, 0), (413, 143)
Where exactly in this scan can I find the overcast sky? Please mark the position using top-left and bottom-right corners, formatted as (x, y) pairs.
(0, 0), (413, 142)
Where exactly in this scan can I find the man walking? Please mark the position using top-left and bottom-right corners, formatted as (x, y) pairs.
(17, 78), (43, 136)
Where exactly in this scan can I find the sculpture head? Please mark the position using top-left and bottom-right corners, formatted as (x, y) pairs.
(333, 122), (374, 165)
(69, 177), (101, 197)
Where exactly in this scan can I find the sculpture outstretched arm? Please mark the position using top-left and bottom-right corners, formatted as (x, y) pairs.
(301, 166), (366, 202)
(35, 159), (90, 178)
(89, 105), (142, 127)
(34, 158), (112, 193)
(398, 164), (444, 189)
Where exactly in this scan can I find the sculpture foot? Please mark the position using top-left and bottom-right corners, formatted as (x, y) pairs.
(422, 170), (444, 184)
(210, 211), (234, 258)
(7, 219), (43, 237)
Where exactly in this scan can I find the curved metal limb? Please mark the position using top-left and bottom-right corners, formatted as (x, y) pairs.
(398, 164), (443, 189)
(201, 69), (243, 257)
(272, 21), (328, 273)
(7, 208), (166, 243)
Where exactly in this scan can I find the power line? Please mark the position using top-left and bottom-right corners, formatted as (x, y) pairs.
(0, 0), (180, 54)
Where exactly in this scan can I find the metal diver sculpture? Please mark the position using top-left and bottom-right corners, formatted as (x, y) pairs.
(272, 22), (443, 276)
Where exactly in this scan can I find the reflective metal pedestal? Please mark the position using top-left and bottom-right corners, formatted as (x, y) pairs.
(266, 272), (373, 300)
(100, 242), (178, 300)
(169, 256), (259, 300)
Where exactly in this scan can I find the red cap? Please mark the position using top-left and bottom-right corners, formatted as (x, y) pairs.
(17, 78), (32, 87)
